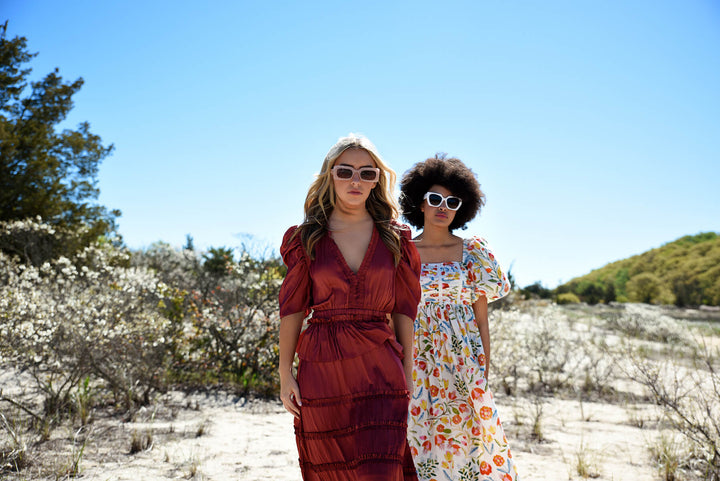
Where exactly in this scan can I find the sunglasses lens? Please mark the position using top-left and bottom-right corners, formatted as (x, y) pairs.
(360, 169), (378, 181)
(427, 193), (443, 206)
(335, 167), (353, 179)
(447, 197), (461, 210)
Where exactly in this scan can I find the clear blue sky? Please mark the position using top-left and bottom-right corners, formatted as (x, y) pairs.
(5, 0), (720, 287)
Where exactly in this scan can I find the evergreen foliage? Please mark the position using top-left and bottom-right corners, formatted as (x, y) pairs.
(519, 281), (553, 300)
(558, 232), (720, 306)
(0, 22), (118, 262)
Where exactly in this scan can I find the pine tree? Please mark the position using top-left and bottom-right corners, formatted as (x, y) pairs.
(0, 22), (119, 257)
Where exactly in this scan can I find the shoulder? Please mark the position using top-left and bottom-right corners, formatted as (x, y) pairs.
(280, 225), (304, 258)
(281, 225), (300, 245)
(464, 235), (497, 261)
(389, 219), (413, 240)
(465, 235), (489, 251)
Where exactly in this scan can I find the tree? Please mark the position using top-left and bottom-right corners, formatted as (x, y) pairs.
(0, 22), (118, 260)
(521, 281), (553, 299)
(603, 282), (616, 304)
(577, 280), (604, 305)
(626, 272), (671, 304)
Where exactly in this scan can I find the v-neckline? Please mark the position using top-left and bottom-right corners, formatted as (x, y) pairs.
(328, 225), (378, 276)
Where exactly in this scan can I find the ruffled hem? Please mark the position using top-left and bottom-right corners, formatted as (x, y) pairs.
(297, 420), (407, 440)
(300, 453), (404, 472)
(302, 389), (409, 407)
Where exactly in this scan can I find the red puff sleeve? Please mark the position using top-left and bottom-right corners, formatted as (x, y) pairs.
(392, 225), (421, 320)
(278, 226), (312, 317)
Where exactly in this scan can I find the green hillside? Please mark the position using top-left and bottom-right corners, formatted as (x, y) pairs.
(556, 232), (720, 306)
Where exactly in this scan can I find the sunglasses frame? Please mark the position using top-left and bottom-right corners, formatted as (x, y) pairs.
(423, 191), (463, 211)
(331, 165), (380, 182)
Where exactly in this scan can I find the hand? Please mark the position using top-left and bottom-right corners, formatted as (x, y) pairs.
(280, 374), (302, 418)
(404, 361), (414, 393)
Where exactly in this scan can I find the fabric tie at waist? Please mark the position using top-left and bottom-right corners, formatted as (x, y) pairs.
(309, 308), (389, 323)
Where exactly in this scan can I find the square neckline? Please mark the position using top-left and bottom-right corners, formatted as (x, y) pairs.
(420, 237), (468, 266)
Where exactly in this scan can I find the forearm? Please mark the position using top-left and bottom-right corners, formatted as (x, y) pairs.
(472, 296), (491, 378)
(279, 312), (305, 379)
(392, 313), (415, 385)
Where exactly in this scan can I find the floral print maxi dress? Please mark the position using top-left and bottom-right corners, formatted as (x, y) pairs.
(408, 236), (519, 481)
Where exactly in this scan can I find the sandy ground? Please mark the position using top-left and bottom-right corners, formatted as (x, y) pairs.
(44, 390), (661, 481)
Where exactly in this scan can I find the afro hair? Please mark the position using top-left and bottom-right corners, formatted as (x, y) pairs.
(399, 154), (485, 231)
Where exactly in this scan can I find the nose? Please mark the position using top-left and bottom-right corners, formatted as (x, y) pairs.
(350, 171), (362, 183)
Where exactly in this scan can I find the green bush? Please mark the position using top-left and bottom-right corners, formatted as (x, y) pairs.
(556, 292), (581, 304)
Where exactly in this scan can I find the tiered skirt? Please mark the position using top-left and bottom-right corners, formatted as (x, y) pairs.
(294, 308), (417, 481)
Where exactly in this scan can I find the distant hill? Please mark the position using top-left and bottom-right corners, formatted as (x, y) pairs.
(555, 232), (720, 306)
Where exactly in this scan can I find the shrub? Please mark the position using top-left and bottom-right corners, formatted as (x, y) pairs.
(627, 273), (675, 305)
(625, 342), (720, 479)
(0, 219), (180, 428)
(133, 237), (284, 395)
(556, 292), (581, 304)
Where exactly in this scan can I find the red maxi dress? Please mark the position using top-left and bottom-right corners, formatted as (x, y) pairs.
(279, 223), (421, 481)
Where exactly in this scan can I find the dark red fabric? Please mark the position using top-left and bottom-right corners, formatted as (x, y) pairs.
(280, 223), (421, 481)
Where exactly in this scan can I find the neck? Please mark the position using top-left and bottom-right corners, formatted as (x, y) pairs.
(419, 224), (453, 245)
(330, 200), (372, 225)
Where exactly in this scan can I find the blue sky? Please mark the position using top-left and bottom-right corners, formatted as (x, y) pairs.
(5, 1), (719, 287)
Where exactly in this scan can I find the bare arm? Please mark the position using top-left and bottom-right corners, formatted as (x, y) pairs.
(472, 296), (490, 384)
(392, 313), (414, 391)
(279, 311), (305, 418)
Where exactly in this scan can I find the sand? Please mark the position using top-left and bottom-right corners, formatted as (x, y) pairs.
(49, 391), (662, 481)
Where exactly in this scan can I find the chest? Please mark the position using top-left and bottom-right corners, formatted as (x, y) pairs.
(420, 262), (472, 303)
(330, 227), (374, 274)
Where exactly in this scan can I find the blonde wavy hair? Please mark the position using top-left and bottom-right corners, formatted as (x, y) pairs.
(295, 133), (404, 265)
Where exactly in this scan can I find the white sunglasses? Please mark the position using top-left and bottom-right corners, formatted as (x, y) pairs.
(424, 191), (462, 211)
(331, 166), (380, 182)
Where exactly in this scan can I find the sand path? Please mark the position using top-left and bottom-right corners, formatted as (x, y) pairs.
(71, 393), (660, 481)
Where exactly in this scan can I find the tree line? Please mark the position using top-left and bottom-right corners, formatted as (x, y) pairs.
(521, 232), (720, 306)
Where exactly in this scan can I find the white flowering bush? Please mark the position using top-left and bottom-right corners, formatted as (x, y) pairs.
(132, 240), (284, 395)
(490, 303), (617, 397)
(190, 250), (282, 393)
(491, 306), (574, 395)
(600, 303), (696, 346)
(0, 216), (101, 267)
(0, 220), (180, 426)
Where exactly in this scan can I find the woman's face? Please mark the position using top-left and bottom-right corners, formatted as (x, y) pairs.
(331, 148), (378, 208)
(422, 184), (457, 229)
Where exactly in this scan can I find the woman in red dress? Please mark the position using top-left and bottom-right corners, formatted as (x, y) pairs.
(279, 133), (421, 481)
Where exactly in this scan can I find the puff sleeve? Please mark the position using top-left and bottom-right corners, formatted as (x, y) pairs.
(466, 236), (511, 304)
(278, 226), (312, 317)
(393, 225), (422, 319)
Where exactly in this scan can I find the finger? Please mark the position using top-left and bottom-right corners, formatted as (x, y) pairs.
(282, 398), (300, 418)
(287, 403), (300, 418)
(284, 392), (302, 418)
(288, 400), (300, 418)
(291, 389), (302, 407)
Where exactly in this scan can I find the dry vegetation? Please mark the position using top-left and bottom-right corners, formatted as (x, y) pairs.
(1, 220), (720, 480)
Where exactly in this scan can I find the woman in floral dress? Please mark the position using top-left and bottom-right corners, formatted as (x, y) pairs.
(400, 154), (519, 481)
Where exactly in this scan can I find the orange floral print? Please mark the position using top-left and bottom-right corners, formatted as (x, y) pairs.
(408, 237), (518, 481)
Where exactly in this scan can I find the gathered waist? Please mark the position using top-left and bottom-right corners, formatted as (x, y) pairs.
(308, 308), (389, 324)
